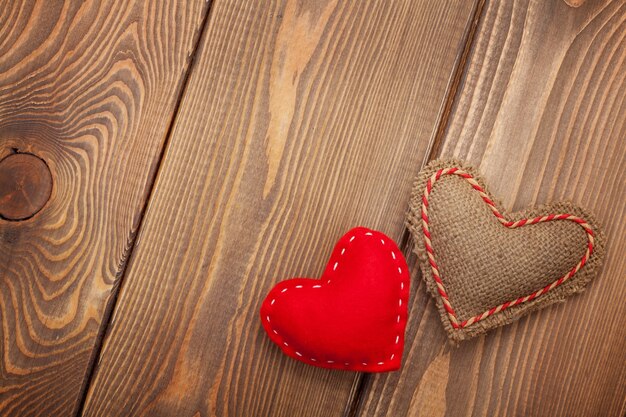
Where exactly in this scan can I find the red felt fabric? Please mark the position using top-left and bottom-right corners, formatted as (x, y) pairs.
(260, 227), (409, 372)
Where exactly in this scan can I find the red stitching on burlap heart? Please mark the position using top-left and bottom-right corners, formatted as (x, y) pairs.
(419, 167), (595, 330)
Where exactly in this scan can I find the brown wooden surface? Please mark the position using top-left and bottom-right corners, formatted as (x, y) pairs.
(4, 0), (626, 416)
(81, 1), (479, 416)
(360, 0), (626, 416)
(0, 1), (208, 415)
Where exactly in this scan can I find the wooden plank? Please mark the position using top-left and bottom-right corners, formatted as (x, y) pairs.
(81, 0), (479, 415)
(360, 0), (626, 416)
(0, 1), (208, 415)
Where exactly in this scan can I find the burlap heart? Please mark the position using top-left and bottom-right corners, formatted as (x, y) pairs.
(407, 160), (605, 342)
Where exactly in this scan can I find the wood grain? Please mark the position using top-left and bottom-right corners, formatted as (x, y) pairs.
(81, 1), (478, 416)
(0, 1), (207, 415)
(360, 0), (626, 416)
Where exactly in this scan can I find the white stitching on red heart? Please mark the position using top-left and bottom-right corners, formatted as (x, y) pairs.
(265, 229), (407, 367)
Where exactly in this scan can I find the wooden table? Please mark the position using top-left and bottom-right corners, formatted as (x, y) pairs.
(1, 1), (624, 416)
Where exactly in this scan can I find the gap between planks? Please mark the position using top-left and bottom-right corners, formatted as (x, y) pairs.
(343, 0), (487, 415)
(71, 2), (218, 416)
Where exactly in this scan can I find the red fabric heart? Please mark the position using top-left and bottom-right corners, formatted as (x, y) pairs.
(260, 227), (409, 372)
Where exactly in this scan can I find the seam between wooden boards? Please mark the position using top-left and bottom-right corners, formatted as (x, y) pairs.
(71, 2), (217, 415)
(342, 0), (488, 415)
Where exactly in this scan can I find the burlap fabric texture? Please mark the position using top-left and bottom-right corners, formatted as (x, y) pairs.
(407, 160), (605, 342)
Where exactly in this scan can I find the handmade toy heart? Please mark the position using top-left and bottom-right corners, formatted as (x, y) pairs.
(260, 227), (409, 372)
(407, 160), (605, 342)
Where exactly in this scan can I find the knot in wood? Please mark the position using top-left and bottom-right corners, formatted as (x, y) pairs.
(0, 153), (52, 220)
